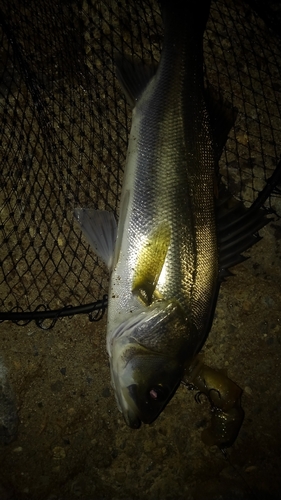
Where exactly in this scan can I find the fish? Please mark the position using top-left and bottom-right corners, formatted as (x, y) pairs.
(75, 0), (279, 445)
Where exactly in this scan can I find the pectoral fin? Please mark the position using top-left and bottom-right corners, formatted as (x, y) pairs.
(115, 57), (157, 108)
(74, 208), (117, 270)
(204, 85), (237, 163)
(132, 222), (171, 305)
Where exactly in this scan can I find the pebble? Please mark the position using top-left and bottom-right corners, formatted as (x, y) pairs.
(244, 386), (253, 395)
(13, 446), (23, 453)
(245, 465), (258, 473)
(52, 447), (66, 460)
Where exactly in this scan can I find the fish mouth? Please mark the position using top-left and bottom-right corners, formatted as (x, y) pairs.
(119, 384), (142, 429)
(117, 383), (158, 429)
(115, 374), (181, 429)
(123, 409), (141, 429)
(122, 403), (153, 429)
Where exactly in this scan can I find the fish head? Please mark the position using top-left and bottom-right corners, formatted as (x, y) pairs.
(109, 300), (197, 428)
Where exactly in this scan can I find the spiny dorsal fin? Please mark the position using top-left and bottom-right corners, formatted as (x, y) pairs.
(217, 183), (271, 280)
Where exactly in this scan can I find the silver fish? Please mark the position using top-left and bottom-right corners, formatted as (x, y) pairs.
(75, 0), (273, 435)
(76, 0), (216, 427)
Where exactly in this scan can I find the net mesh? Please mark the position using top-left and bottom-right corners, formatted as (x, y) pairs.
(0, 0), (281, 324)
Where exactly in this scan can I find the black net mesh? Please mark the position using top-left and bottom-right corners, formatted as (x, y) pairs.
(0, 0), (281, 325)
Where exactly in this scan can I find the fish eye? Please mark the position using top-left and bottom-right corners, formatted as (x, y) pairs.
(148, 385), (168, 402)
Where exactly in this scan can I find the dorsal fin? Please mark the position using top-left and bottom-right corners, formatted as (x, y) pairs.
(217, 179), (276, 280)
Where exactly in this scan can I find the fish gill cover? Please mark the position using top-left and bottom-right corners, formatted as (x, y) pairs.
(0, 0), (281, 326)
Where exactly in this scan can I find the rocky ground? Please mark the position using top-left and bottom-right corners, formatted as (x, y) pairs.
(0, 220), (280, 500)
